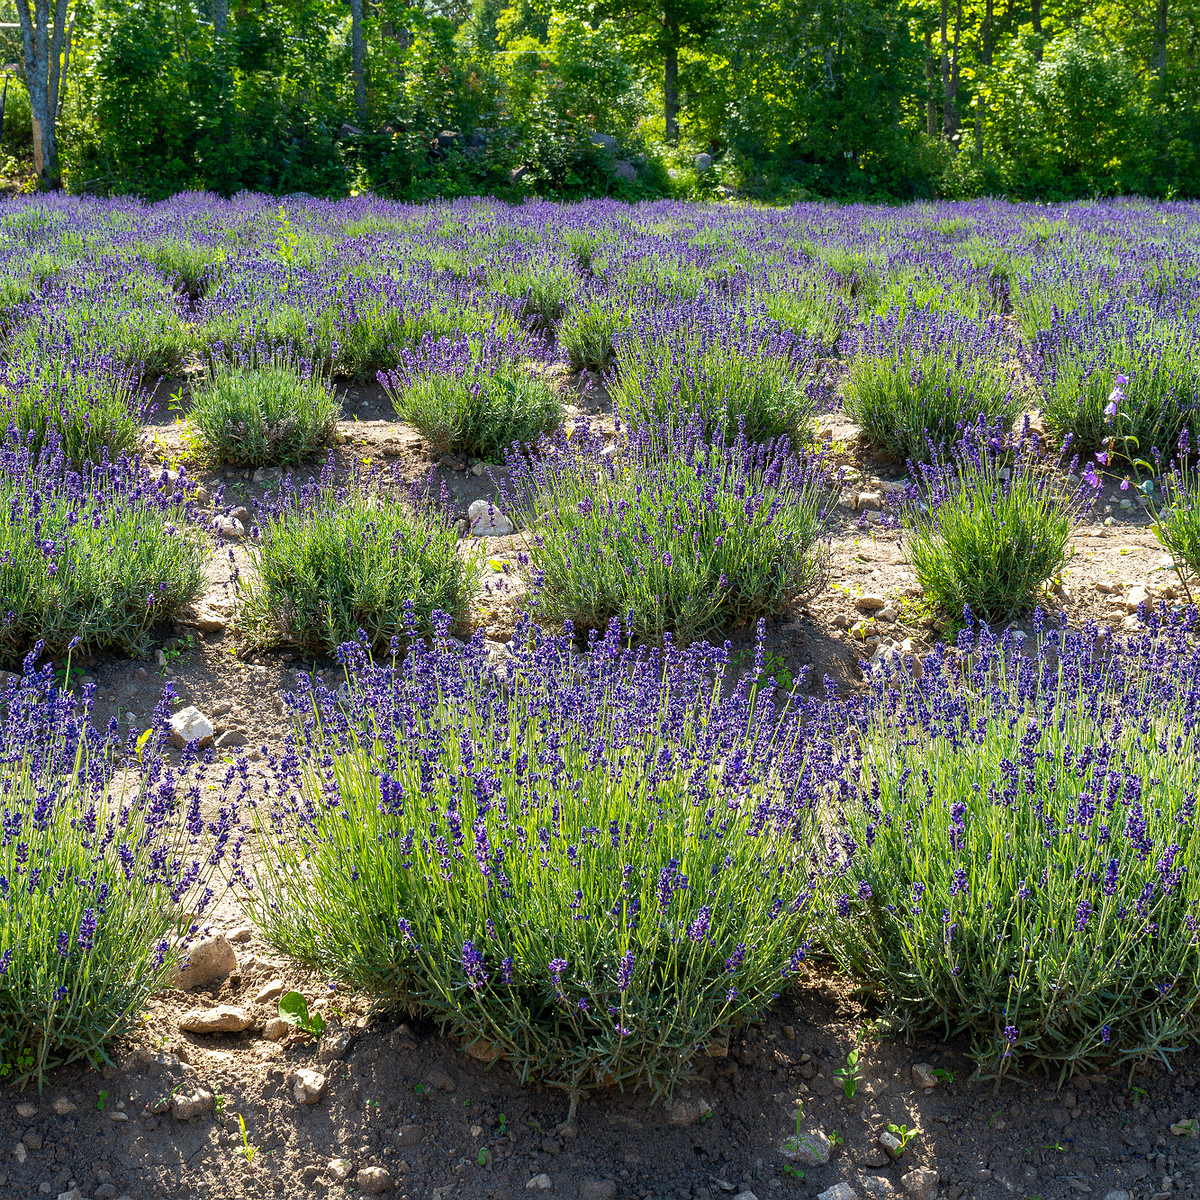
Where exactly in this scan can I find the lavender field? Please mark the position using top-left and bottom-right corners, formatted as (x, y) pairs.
(3, 192), (1200, 1200)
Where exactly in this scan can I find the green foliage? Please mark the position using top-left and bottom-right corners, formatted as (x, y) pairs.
(277, 991), (326, 1037)
(904, 423), (1084, 622)
(1152, 445), (1200, 602)
(501, 422), (833, 644)
(238, 465), (474, 654)
(827, 626), (1200, 1079)
(558, 291), (630, 372)
(386, 361), (562, 463)
(188, 359), (339, 466)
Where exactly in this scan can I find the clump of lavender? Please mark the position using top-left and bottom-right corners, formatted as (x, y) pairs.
(1151, 430), (1200, 602)
(189, 349), (339, 466)
(238, 455), (473, 653)
(499, 417), (836, 645)
(825, 612), (1200, 1079)
(1034, 307), (1200, 456)
(842, 309), (1019, 462)
(903, 417), (1094, 621)
(0, 432), (208, 664)
(608, 300), (824, 443)
(0, 655), (242, 1086)
(0, 352), (148, 465)
(379, 333), (562, 463)
(245, 618), (829, 1099)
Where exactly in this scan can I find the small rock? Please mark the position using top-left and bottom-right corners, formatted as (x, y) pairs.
(169, 935), (236, 990)
(734, 1193), (760, 1200)
(1102, 1191), (1131, 1200)
(854, 595), (887, 613)
(171, 1085), (215, 1121)
(328, 1159), (354, 1181)
(817, 1186), (858, 1200)
(780, 1129), (831, 1165)
(228, 926), (252, 943)
(900, 1166), (939, 1200)
(526, 1175), (553, 1192)
(318, 1029), (354, 1064)
(861, 1179), (897, 1198)
(666, 1097), (712, 1127)
(57, 1190), (84, 1200)
(22, 1130), (43, 1150)
(213, 516), (245, 540)
(878, 1130), (904, 1159)
(168, 706), (215, 750)
(179, 1005), (252, 1034)
(876, 607), (897, 623)
(694, 152), (714, 171)
(13, 1143), (26, 1163)
(51, 1098), (76, 1116)
(292, 1068), (327, 1104)
(357, 1166), (392, 1194)
(856, 491), (883, 511)
(579, 1181), (618, 1200)
(215, 730), (248, 748)
(1171, 1120), (1199, 1138)
(263, 1017), (290, 1042)
(468, 499), (515, 538)
(229, 506), (251, 524)
(16, 1103), (36, 1119)
(254, 979), (287, 1005)
(911, 1063), (937, 1090)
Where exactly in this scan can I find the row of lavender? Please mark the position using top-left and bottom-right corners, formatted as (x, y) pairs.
(5, 604), (1199, 1094)
(3, 194), (1200, 1095)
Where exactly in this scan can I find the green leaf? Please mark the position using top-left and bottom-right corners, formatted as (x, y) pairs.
(278, 991), (311, 1027)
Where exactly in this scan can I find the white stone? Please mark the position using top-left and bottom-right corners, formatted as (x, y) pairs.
(526, 1175), (553, 1191)
(292, 1067), (327, 1104)
(328, 1159), (354, 1180)
(356, 1166), (392, 1194)
(213, 516), (245, 540)
(468, 499), (515, 537)
(16, 1102), (36, 1118)
(861, 1179), (897, 1198)
(168, 706), (214, 749)
(179, 1005), (252, 1034)
(171, 1086), (214, 1121)
(817, 1186), (859, 1200)
(51, 1097), (76, 1116)
(854, 594), (887, 613)
(780, 1129), (831, 1165)
(900, 1166), (939, 1200)
(911, 1063), (937, 1089)
(168, 935), (236, 990)
(254, 979), (287, 1005)
(263, 1017), (290, 1042)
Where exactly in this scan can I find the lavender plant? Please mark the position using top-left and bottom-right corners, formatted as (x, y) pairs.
(0, 659), (240, 1085)
(188, 355), (339, 466)
(1151, 431), (1200, 602)
(826, 615), (1200, 1079)
(609, 303), (822, 443)
(499, 419), (834, 645)
(558, 292), (631, 373)
(238, 456), (474, 653)
(0, 436), (208, 664)
(245, 619), (829, 1101)
(903, 419), (1092, 621)
(843, 311), (1020, 462)
(379, 334), (562, 463)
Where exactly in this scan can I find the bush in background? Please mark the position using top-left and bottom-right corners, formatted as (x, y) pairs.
(245, 621), (828, 1098)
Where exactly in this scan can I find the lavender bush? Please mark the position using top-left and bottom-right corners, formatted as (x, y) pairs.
(238, 456), (473, 652)
(245, 620), (829, 1100)
(499, 419), (835, 644)
(379, 334), (562, 462)
(843, 311), (1019, 461)
(0, 435), (208, 664)
(188, 353), (339, 466)
(0, 659), (240, 1085)
(825, 615), (1200, 1079)
(1151, 431), (1200, 602)
(903, 419), (1093, 621)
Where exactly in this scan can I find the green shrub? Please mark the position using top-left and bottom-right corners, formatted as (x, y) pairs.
(380, 336), (562, 462)
(500, 420), (834, 644)
(188, 359), (339, 466)
(843, 312), (1019, 462)
(1151, 432), (1200, 603)
(903, 420), (1091, 621)
(0, 439), (208, 664)
(0, 667), (239, 1086)
(238, 462), (474, 653)
(0, 356), (145, 465)
(558, 291), (631, 372)
(244, 622), (826, 1099)
(825, 618), (1200, 1078)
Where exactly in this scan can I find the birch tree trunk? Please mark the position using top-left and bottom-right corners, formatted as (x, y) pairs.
(14, 0), (71, 190)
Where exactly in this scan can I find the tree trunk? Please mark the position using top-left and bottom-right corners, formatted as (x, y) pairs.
(1031, 0), (1042, 60)
(939, 0), (949, 137)
(976, 0), (993, 157)
(1154, 0), (1168, 83)
(350, 0), (366, 121)
(946, 0), (962, 138)
(214, 0), (227, 38)
(925, 31), (936, 137)
(664, 21), (679, 143)
(14, 0), (70, 190)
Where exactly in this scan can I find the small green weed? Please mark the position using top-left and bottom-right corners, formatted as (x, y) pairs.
(834, 1048), (862, 1099)
(277, 992), (326, 1038)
